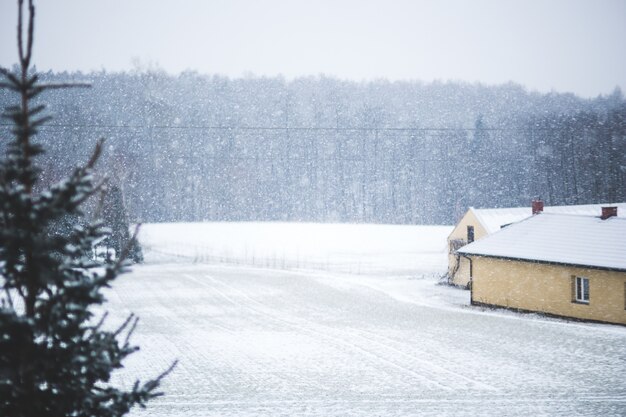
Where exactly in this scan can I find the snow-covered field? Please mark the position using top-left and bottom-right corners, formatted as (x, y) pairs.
(138, 222), (450, 275)
(109, 222), (626, 416)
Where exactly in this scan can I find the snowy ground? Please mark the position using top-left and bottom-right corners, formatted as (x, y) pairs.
(138, 222), (450, 275)
(108, 222), (626, 416)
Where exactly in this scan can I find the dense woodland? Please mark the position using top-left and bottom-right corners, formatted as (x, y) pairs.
(1, 69), (624, 225)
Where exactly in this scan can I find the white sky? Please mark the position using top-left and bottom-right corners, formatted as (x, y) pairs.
(1, 0), (625, 98)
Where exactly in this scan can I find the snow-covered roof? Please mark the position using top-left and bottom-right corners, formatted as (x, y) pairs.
(457, 213), (626, 271)
(470, 202), (626, 234)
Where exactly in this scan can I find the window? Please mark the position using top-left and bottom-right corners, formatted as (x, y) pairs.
(574, 276), (589, 303)
(467, 225), (475, 243)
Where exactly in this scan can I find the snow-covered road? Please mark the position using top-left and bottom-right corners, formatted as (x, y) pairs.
(110, 263), (626, 417)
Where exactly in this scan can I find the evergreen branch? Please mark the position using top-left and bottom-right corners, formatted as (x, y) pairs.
(17, 0), (25, 66)
(25, 1), (35, 69)
(31, 115), (52, 128)
(27, 104), (45, 117)
(140, 359), (178, 397)
(123, 315), (139, 346)
(14, 280), (26, 301)
(24, 73), (38, 88)
(112, 313), (134, 337)
(87, 138), (104, 169)
(35, 140), (107, 217)
(92, 311), (108, 332)
(33, 173), (108, 227)
(0, 82), (18, 91)
(157, 360), (179, 382)
(3, 105), (20, 113)
(71, 176), (108, 209)
(37, 82), (92, 90)
(3, 287), (15, 309)
(2, 71), (21, 89)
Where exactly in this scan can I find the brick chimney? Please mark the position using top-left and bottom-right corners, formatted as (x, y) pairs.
(601, 206), (617, 220)
(532, 199), (544, 215)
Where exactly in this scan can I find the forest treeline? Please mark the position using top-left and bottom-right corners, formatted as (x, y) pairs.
(0, 69), (624, 225)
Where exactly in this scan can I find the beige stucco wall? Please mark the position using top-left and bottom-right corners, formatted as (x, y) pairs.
(471, 257), (626, 325)
(447, 209), (488, 287)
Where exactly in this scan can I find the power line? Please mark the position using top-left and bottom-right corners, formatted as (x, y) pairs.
(0, 123), (558, 132)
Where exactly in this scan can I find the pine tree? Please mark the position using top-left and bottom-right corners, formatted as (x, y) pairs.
(0, 1), (174, 416)
(101, 185), (144, 263)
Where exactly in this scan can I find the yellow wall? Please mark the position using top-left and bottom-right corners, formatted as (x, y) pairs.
(447, 209), (488, 287)
(471, 257), (626, 325)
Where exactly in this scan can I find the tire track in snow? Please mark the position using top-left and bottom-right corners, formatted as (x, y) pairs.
(181, 273), (331, 395)
(189, 273), (463, 392)
(345, 327), (499, 391)
(197, 272), (499, 392)
(182, 273), (445, 391)
(139, 393), (626, 417)
(119, 265), (626, 417)
(117, 271), (270, 396)
(238, 272), (499, 392)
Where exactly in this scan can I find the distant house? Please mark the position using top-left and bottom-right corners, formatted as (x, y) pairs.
(447, 201), (626, 287)
(456, 207), (626, 326)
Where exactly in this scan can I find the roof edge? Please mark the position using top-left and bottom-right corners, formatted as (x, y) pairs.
(455, 252), (626, 273)
(447, 207), (488, 240)
(468, 206), (496, 234)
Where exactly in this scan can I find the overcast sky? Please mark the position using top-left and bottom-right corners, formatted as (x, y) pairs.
(1, 0), (625, 98)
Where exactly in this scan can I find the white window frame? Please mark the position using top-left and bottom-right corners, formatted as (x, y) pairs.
(575, 276), (589, 303)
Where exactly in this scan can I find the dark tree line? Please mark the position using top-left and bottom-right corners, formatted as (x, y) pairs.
(0, 69), (624, 225)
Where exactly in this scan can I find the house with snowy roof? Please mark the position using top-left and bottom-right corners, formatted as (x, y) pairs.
(447, 201), (626, 287)
(456, 207), (626, 325)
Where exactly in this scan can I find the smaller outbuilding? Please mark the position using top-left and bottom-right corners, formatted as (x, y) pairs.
(457, 207), (626, 325)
